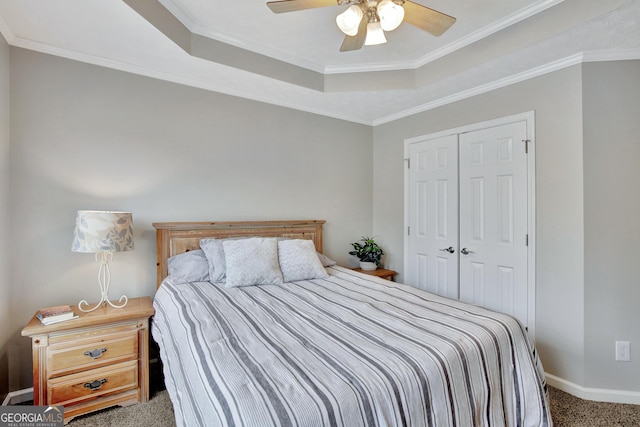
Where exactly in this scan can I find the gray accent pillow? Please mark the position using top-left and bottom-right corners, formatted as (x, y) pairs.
(279, 239), (329, 282)
(223, 237), (284, 287)
(199, 239), (227, 282)
(167, 249), (210, 282)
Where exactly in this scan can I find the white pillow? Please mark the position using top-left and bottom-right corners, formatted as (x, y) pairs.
(199, 239), (227, 282)
(167, 249), (210, 282)
(279, 239), (329, 282)
(223, 238), (283, 287)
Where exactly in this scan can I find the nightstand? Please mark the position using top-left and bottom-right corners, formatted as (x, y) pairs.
(21, 296), (155, 424)
(353, 268), (398, 281)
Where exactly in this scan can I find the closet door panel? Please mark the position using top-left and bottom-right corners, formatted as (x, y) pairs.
(407, 134), (459, 299)
(458, 121), (528, 326)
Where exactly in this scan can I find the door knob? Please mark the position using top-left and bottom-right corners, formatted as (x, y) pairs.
(439, 246), (455, 254)
(460, 248), (474, 255)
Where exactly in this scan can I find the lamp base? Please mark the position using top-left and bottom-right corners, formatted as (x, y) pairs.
(78, 295), (128, 313)
(79, 252), (129, 313)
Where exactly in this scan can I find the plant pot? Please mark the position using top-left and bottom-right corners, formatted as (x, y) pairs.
(359, 261), (377, 271)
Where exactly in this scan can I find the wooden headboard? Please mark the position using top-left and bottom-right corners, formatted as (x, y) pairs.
(153, 220), (326, 288)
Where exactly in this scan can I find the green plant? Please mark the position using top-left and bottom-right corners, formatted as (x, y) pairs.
(349, 236), (384, 266)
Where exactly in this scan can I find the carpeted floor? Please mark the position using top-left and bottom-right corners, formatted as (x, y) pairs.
(66, 386), (640, 426)
(548, 387), (640, 426)
(67, 390), (175, 427)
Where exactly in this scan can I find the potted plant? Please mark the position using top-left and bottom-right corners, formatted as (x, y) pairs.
(349, 236), (384, 270)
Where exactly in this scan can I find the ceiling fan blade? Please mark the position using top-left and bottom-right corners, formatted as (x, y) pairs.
(267, 0), (338, 14)
(339, 15), (367, 52)
(402, 1), (456, 36)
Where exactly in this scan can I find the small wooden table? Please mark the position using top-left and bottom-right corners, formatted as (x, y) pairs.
(22, 297), (155, 424)
(352, 268), (397, 281)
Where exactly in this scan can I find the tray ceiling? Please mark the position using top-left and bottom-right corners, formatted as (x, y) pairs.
(0, 0), (638, 124)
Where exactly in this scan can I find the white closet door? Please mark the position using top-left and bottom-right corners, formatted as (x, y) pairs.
(407, 134), (459, 299)
(405, 117), (531, 330)
(458, 121), (528, 325)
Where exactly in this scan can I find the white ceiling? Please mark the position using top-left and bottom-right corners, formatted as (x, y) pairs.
(0, 0), (638, 125)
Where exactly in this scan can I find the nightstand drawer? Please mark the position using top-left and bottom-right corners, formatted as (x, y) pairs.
(48, 328), (138, 376)
(47, 360), (138, 406)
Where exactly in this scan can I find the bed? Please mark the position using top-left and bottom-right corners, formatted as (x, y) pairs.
(151, 220), (552, 427)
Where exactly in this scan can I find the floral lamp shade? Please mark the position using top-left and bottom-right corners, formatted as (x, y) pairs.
(71, 210), (134, 253)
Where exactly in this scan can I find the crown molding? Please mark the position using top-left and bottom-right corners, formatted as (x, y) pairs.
(326, 0), (568, 74)
(373, 49), (640, 126)
(122, 0), (633, 92)
(2, 14), (638, 127)
(412, 0), (566, 69)
(160, 0), (327, 73)
(159, 0), (569, 76)
(3, 32), (372, 125)
(373, 54), (583, 125)
(583, 48), (640, 62)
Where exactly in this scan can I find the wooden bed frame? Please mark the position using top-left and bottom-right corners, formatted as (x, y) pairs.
(153, 220), (326, 288)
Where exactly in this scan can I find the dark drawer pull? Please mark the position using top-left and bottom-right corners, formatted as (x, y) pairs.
(84, 348), (107, 359)
(83, 379), (107, 391)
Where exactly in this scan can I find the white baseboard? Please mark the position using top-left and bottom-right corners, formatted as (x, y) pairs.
(546, 373), (640, 405)
(1, 388), (33, 406)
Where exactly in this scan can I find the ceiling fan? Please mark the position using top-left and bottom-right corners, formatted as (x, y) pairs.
(266, 0), (456, 52)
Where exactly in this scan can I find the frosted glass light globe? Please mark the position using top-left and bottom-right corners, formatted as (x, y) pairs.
(364, 21), (387, 45)
(336, 5), (364, 36)
(377, 0), (404, 31)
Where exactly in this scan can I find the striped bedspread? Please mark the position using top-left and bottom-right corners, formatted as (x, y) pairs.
(152, 266), (552, 427)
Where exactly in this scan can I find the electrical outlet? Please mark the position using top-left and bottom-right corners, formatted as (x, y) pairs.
(616, 341), (630, 362)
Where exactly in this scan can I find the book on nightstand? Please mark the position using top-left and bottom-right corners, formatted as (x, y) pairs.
(36, 304), (78, 325)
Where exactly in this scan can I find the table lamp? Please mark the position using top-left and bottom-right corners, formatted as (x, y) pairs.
(71, 210), (134, 312)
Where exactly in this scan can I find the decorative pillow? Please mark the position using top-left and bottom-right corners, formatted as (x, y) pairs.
(276, 237), (336, 267)
(167, 249), (210, 282)
(279, 239), (329, 282)
(316, 251), (337, 267)
(223, 238), (283, 288)
(199, 239), (227, 282)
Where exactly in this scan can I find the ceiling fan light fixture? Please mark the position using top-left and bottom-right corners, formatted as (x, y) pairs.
(266, 0), (456, 52)
(377, 0), (404, 31)
(364, 21), (387, 45)
(336, 4), (364, 36)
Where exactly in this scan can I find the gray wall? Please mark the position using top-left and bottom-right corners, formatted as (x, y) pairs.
(373, 66), (587, 387)
(583, 60), (640, 390)
(8, 48), (373, 390)
(0, 34), (9, 401)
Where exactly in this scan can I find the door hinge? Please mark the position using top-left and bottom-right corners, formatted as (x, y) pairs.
(523, 139), (530, 154)
(525, 234), (529, 246)
(405, 158), (410, 169)
(407, 226), (410, 236)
